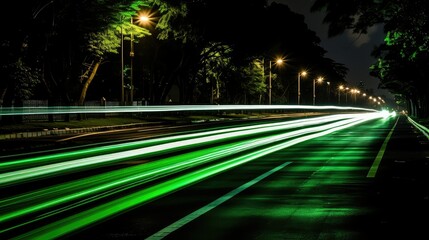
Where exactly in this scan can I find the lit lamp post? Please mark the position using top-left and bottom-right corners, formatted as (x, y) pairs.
(121, 17), (125, 105)
(137, 14), (150, 105)
(121, 14), (150, 106)
(345, 87), (349, 104)
(313, 77), (324, 105)
(130, 17), (135, 105)
(268, 58), (283, 105)
(297, 71), (307, 105)
(326, 81), (331, 103)
(338, 85), (344, 104)
(352, 89), (360, 104)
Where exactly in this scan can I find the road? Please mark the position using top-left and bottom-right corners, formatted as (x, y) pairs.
(1, 112), (428, 240)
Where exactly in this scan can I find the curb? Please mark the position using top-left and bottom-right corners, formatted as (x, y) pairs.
(0, 123), (150, 140)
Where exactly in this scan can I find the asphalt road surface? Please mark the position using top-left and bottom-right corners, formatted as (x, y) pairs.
(1, 113), (428, 240)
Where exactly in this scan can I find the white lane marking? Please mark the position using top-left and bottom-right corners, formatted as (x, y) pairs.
(145, 161), (292, 240)
(367, 116), (399, 178)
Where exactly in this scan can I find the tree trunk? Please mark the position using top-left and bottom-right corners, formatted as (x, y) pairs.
(78, 60), (102, 106)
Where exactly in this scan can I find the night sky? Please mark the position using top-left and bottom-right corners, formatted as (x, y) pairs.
(270, 0), (392, 99)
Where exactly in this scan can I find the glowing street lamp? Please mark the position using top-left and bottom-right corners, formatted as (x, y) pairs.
(338, 85), (344, 104)
(297, 71), (307, 105)
(345, 87), (350, 104)
(129, 14), (151, 105)
(352, 89), (360, 104)
(268, 58), (283, 105)
(130, 16), (135, 105)
(139, 15), (150, 23)
(326, 81), (331, 102)
(313, 77), (324, 105)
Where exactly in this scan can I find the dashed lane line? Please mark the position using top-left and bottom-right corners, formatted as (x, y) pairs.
(145, 161), (292, 240)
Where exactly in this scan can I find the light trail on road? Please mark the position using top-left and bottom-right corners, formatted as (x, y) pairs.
(0, 111), (395, 239)
(0, 104), (379, 116)
(0, 114), (366, 184)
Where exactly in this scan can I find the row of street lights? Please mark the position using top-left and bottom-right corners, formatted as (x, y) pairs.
(338, 85), (385, 107)
(123, 23), (382, 107)
(268, 58), (326, 105)
(268, 58), (387, 107)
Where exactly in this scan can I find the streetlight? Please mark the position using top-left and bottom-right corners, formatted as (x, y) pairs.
(297, 71), (307, 105)
(313, 77), (324, 105)
(130, 16), (135, 105)
(338, 85), (344, 104)
(352, 89), (360, 104)
(326, 81), (331, 103)
(345, 87), (349, 104)
(121, 16), (125, 105)
(136, 14), (151, 105)
(130, 14), (151, 105)
(268, 58), (283, 105)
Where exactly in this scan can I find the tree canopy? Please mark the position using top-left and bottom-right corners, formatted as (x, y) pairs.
(311, 0), (429, 117)
(1, 0), (350, 114)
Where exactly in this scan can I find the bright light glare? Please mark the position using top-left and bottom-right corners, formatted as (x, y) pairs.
(139, 15), (149, 22)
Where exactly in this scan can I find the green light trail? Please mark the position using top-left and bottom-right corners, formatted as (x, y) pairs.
(0, 114), (362, 185)
(1, 115), (374, 225)
(0, 114), (350, 169)
(0, 111), (394, 239)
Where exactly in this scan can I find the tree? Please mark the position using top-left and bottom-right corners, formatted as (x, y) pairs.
(0, 0), (350, 109)
(150, 0), (348, 104)
(311, 0), (429, 116)
(0, 1), (44, 108)
(195, 42), (233, 104)
(240, 59), (267, 104)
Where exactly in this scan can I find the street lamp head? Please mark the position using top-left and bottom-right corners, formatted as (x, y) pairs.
(316, 77), (324, 83)
(135, 11), (156, 26)
(275, 59), (284, 64)
(339, 85), (344, 90)
(139, 15), (150, 22)
(300, 71), (307, 77)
